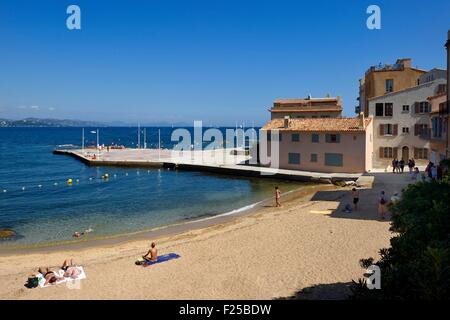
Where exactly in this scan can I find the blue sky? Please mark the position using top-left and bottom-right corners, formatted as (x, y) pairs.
(0, 0), (449, 126)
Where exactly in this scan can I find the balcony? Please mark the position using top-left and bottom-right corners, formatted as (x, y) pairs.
(419, 128), (431, 140)
(365, 63), (405, 75)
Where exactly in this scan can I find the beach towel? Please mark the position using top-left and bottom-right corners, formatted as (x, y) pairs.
(310, 210), (333, 215)
(138, 253), (181, 267)
(37, 266), (87, 288)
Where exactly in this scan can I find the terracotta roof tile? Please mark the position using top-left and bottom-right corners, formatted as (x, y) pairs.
(261, 117), (371, 132)
(270, 108), (342, 113)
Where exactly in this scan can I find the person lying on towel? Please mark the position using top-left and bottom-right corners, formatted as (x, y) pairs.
(142, 242), (158, 263)
(61, 259), (82, 279)
(38, 267), (65, 286)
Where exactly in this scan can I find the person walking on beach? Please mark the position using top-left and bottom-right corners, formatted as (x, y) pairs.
(408, 159), (414, 174)
(399, 159), (405, 173)
(378, 191), (387, 220)
(275, 186), (281, 207)
(143, 242), (158, 263)
(352, 188), (360, 211)
(431, 164), (437, 180)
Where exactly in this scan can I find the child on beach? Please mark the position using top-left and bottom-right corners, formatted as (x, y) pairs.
(275, 187), (281, 207)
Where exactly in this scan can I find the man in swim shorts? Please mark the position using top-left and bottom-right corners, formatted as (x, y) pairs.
(143, 242), (158, 263)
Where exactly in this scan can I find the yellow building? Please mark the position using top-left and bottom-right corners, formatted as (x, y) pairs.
(359, 58), (426, 116)
(270, 96), (342, 120)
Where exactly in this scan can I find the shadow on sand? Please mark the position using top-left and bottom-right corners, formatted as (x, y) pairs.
(275, 282), (354, 300)
(308, 172), (416, 222)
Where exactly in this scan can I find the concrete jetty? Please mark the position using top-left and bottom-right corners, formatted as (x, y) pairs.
(53, 148), (362, 183)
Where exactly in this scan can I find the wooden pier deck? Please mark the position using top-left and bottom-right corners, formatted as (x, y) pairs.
(53, 148), (362, 183)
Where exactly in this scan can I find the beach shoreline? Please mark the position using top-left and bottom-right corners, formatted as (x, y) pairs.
(0, 184), (332, 255)
(0, 172), (412, 300)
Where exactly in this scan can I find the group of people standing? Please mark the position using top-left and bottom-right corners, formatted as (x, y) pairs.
(391, 158), (416, 174)
(425, 161), (444, 181)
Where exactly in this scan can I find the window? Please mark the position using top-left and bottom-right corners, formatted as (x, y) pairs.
(266, 131), (271, 141)
(386, 79), (394, 93)
(402, 105), (410, 113)
(379, 124), (398, 136)
(288, 153), (300, 164)
(321, 115), (330, 118)
(414, 148), (428, 160)
(291, 133), (300, 142)
(402, 127), (409, 134)
(325, 153), (343, 167)
(414, 124), (428, 136)
(384, 124), (393, 135)
(311, 134), (319, 143)
(432, 117), (443, 138)
(415, 101), (430, 113)
(325, 134), (340, 143)
(375, 103), (384, 116)
(310, 153), (318, 162)
(384, 103), (393, 117)
(382, 147), (393, 158)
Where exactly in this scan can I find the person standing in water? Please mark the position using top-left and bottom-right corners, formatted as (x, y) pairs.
(352, 188), (360, 211)
(275, 186), (281, 207)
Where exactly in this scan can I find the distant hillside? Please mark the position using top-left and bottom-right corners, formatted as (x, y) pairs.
(0, 118), (107, 127)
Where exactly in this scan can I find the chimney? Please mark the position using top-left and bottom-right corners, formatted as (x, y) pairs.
(359, 112), (365, 129)
(284, 116), (290, 129)
(396, 58), (411, 68)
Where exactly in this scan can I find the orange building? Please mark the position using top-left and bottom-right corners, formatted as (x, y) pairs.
(260, 114), (373, 173)
(358, 58), (427, 116)
(269, 96), (342, 120)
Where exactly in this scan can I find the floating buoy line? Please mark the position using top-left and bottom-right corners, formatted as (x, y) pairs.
(0, 169), (160, 195)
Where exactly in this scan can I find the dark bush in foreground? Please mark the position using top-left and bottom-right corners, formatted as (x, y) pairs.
(352, 180), (450, 300)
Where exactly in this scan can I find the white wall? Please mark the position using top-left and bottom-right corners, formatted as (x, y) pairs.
(368, 79), (446, 168)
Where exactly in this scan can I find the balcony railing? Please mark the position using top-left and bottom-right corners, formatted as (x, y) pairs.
(419, 128), (446, 141)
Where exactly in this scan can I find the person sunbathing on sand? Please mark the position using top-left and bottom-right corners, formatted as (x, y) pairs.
(62, 259), (81, 279)
(38, 267), (64, 286)
(142, 242), (158, 262)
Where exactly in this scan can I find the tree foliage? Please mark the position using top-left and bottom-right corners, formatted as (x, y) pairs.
(352, 179), (450, 300)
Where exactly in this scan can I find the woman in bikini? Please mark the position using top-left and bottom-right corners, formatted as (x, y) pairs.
(38, 267), (64, 286)
(38, 259), (81, 285)
(61, 259), (82, 279)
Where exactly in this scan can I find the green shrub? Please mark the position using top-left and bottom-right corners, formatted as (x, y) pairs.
(352, 180), (450, 300)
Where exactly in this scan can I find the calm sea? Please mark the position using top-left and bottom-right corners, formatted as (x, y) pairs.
(0, 127), (303, 246)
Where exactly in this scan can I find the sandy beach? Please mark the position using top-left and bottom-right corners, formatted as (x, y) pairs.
(0, 172), (412, 300)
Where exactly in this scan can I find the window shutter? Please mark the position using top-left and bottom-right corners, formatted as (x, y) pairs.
(379, 124), (384, 136)
(424, 148), (428, 159)
(414, 102), (419, 114)
(393, 124), (398, 136)
(379, 147), (384, 159)
(414, 124), (419, 136)
(414, 147), (418, 158)
(393, 147), (398, 159)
